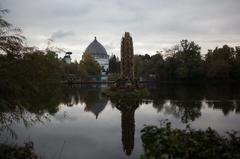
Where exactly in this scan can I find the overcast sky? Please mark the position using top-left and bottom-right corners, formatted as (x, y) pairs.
(1, 0), (240, 60)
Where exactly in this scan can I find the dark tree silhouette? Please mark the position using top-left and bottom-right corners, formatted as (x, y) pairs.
(108, 55), (120, 73)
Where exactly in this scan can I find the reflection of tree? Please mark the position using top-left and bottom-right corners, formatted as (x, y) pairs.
(164, 101), (202, 123)
(0, 83), (100, 139)
(0, 83), (63, 138)
(0, 106), (48, 139)
(152, 99), (165, 112)
(149, 83), (205, 101)
(111, 99), (140, 156)
(80, 89), (100, 109)
(207, 101), (235, 115)
(61, 85), (82, 106)
(0, 83), (62, 115)
(0, 82), (111, 139)
(236, 101), (240, 114)
(149, 83), (240, 121)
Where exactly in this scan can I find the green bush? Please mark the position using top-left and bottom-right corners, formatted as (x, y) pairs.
(140, 120), (240, 159)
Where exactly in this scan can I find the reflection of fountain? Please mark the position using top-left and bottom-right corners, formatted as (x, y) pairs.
(113, 100), (139, 156)
(115, 32), (139, 89)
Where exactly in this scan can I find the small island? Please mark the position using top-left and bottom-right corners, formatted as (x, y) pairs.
(102, 32), (149, 99)
(102, 85), (149, 99)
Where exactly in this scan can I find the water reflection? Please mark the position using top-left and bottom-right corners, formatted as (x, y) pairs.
(0, 106), (48, 139)
(0, 83), (240, 158)
(80, 88), (107, 119)
(206, 100), (236, 115)
(111, 99), (140, 155)
(164, 100), (202, 123)
(149, 83), (240, 123)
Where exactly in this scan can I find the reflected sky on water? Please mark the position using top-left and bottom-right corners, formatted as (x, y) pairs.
(1, 84), (240, 159)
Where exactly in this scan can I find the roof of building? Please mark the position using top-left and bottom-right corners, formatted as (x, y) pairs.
(85, 37), (108, 56)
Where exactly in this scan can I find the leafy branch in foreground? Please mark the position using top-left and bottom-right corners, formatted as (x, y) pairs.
(0, 9), (25, 56)
(140, 120), (240, 159)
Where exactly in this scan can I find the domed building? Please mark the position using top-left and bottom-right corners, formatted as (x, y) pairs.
(84, 37), (109, 75)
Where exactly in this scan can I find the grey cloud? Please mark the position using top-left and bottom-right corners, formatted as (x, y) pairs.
(51, 30), (75, 40)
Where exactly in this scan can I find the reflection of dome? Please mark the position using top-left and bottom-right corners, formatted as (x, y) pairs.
(84, 37), (109, 72)
(85, 98), (108, 119)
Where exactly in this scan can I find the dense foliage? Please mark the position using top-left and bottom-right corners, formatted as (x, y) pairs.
(133, 40), (240, 81)
(80, 52), (101, 76)
(0, 142), (38, 159)
(141, 121), (240, 159)
(205, 45), (240, 80)
(0, 49), (65, 104)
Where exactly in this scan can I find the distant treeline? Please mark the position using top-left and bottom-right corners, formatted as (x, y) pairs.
(109, 40), (240, 81)
(0, 48), (103, 100)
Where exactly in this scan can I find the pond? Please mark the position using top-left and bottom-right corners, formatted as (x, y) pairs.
(1, 83), (240, 159)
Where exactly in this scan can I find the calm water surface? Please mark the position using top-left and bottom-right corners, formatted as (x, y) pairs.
(1, 84), (240, 159)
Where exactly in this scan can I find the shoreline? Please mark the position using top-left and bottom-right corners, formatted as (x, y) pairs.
(61, 80), (240, 85)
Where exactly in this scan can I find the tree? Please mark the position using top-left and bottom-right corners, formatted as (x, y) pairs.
(176, 40), (204, 79)
(164, 40), (204, 80)
(62, 61), (87, 78)
(205, 45), (235, 79)
(80, 53), (101, 76)
(0, 9), (25, 56)
(134, 54), (157, 79)
(231, 46), (240, 79)
(109, 55), (120, 73)
(133, 53), (166, 80)
(134, 55), (144, 78)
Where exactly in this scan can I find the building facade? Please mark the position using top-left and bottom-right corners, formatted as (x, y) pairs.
(84, 37), (109, 75)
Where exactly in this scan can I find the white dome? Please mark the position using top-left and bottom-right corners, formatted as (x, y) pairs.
(85, 37), (108, 57)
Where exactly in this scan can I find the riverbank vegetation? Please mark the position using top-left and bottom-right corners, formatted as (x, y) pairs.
(140, 120), (240, 159)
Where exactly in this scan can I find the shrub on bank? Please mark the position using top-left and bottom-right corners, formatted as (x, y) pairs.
(140, 120), (240, 159)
